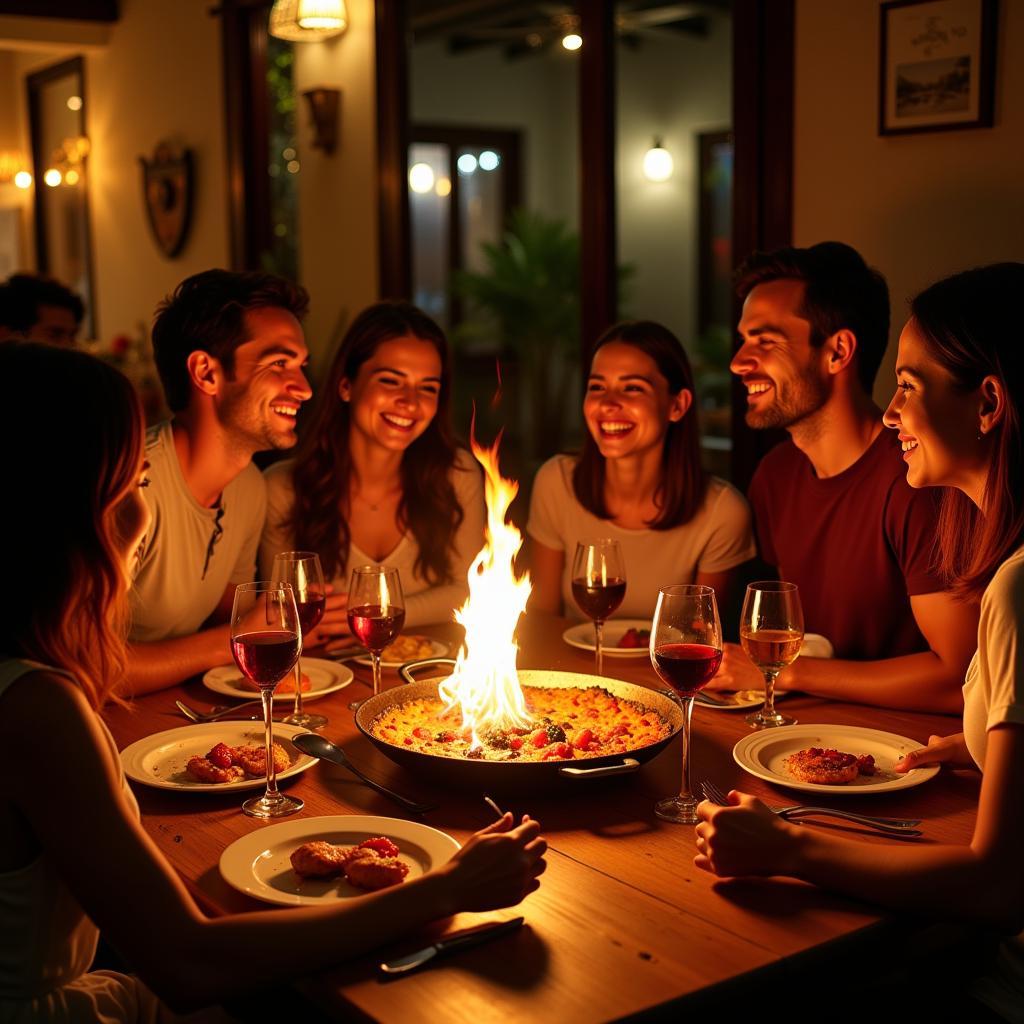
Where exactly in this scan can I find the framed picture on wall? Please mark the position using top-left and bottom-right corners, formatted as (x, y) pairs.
(879, 0), (998, 135)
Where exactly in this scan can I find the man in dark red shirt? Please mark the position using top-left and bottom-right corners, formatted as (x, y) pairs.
(716, 242), (976, 712)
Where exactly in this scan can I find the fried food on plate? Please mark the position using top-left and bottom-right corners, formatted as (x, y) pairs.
(185, 740), (291, 783)
(785, 747), (876, 785)
(290, 835), (408, 889)
(380, 635), (438, 662)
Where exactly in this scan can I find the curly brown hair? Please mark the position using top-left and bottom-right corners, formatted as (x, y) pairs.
(287, 302), (465, 585)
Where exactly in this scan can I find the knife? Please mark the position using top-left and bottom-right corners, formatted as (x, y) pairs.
(379, 917), (525, 976)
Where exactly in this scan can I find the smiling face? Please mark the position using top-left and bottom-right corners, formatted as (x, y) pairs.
(583, 341), (689, 460)
(217, 306), (312, 452)
(882, 318), (986, 492)
(732, 279), (830, 430)
(340, 335), (443, 453)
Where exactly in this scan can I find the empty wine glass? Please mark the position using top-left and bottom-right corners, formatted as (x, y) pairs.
(650, 584), (722, 824)
(347, 565), (405, 711)
(272, 551), (328, 730)
(740, 581), (803, 729)
(230, 581), (303, 818)
(571, 539), (626, 675)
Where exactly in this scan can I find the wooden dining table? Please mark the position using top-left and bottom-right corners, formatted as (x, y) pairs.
(104, 613), (983, 1021)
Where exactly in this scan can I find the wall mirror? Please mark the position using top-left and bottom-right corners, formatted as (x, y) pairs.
(27, 56), (95, 336)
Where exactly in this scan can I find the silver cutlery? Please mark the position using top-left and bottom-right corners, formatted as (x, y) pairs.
(175, 699), (265, 723)
(700, 780), (922, 836)
(379, 917), (525, 976)
(291, 733), (437, 816)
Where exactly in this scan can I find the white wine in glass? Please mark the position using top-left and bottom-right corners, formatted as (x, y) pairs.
(740, 581), (803, 729)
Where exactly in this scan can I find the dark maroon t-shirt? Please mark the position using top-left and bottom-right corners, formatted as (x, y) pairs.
(747, 429), (944, 661)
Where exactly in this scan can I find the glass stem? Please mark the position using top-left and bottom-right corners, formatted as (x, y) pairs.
(594, 619), (604, 676)
(679, 695), (695, 801)
(372, 652), (382, 697)
(763, 669), (779, 717)
(262, 687), (280, 801)
(292, 655), (303, 718)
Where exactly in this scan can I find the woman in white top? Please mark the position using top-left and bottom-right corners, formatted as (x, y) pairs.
(0, 342), (545, 1021)
(260, 302), (484, 639)
(696, 264), (1024, 1019)
(528, 320), (755, 621)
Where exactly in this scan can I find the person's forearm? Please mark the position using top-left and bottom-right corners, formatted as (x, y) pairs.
(124, 624), (233, 695)
(138, 870), (459, 1012)
(782, 651), (964, 714)
(788, 828), (1017, 931)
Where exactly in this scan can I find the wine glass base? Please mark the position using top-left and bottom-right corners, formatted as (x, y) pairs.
(242, 793), (304, 818)
(655, 795), (699, 825)
(745, 708), (796, 729)
(282, 710), (328, 729)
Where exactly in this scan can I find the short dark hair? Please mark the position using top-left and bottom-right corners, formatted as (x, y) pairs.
(735, 241), (890, 393)
(0, 272), (85, 332)
(151, 269), (309, 411)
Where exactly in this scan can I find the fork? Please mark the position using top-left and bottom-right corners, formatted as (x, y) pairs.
(175, 699), (266, 723)
(700, 780), (922, 835)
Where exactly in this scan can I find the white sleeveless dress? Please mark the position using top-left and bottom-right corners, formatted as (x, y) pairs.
(0, 659), (172, 1023)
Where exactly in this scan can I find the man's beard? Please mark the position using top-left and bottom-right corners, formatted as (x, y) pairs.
(744, 371), (829, 431)
(220, 388), (296, 453)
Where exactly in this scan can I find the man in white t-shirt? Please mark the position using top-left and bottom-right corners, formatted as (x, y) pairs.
(126, 270), (313, 695)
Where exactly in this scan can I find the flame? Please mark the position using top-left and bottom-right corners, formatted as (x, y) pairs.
(438, 430), (533, 746)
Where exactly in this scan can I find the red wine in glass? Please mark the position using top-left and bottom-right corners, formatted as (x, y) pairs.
(653, 642), (723, 697)
(229, 581), (302, 820)
(296, 596), (326, 635)
(231, 629), (301, 688)
(347, 605), (406, 651)
(571, 577), (626, 622)
(272, 551), (328, 730)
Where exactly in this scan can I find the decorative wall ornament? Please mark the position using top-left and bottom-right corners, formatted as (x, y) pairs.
(303, 88), (341, 154)
(139, 143), (193, 258)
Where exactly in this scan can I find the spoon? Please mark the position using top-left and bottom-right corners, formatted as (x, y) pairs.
(291, 733), (437, 816)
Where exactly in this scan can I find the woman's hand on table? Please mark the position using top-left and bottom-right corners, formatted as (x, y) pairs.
(439, 813), (547, 912)
(894, 732), (973, 772)
(694, 792), (802, 878)
(706, 643), (766, 692)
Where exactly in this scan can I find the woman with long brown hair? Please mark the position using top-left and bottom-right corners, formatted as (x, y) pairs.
(528, 320), (755, 620)
(695, 263), (1024, 1018)
(0, 341), (544, 1020)
(260, 302), (483, 642)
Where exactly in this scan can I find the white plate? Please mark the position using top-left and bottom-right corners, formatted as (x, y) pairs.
(732, 724), (940, 795)
(219, 814), (460, 906)
(562, 619), (652, 658)
(355, 636), (449, 669)
(202, 656), (353, 703)
(120, 722), (318, 793)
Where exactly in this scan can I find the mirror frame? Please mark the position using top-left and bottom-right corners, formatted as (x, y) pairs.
(26, 55), (97, 337)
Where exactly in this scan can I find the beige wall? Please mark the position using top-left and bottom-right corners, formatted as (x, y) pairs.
(0, 0), (229, 340)
(293, 0), (380, 369)
(793, 0), (1024, 404)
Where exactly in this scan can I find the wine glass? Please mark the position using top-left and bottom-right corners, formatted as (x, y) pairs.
(650, 584), (722, 825)
(571, 539), (626, 675)
(347, 565), (405, 710)
(230, 581), (303, 818)
(740, 581), (803, 729)
(272, 551), (328, 730)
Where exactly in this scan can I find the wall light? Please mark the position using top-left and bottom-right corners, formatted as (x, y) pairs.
(14, 170), (32, 189)
(44, 168), (62, 188)
(408, 162), (435, 194)
(561, 32), (583, 51)
(269, 0), (348, 41)
(479, 150), (500, 171)
(436, 176), (452, 197)
(457, 153), (478, 175)
(642, 138), (673, 182)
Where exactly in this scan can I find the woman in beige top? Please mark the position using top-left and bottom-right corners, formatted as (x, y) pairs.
(696, 264), (1024, 1019)
(261, 302), (484, 642)
(0, 342), (545, 1020)
(528, 320), (755, 621)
